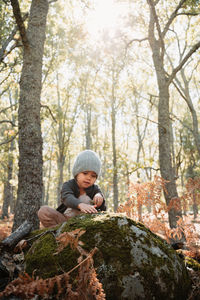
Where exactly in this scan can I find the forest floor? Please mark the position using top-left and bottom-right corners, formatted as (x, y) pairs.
(0, 212), (199, 299)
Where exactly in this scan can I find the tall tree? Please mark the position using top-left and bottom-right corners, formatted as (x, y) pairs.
(1, 139), (14, 219)
(11, 0), (49, 231)
(54, 74), (80, 205)
(146, 0), (200, 228)
(1, 90), (17, 219)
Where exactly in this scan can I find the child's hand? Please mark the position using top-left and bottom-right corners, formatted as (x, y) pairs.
(93, 193), (103, 208)
(78, 203), (97, 214)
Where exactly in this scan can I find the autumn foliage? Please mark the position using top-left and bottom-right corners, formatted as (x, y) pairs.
(0, 228), (105, 299)
(117, 176), (200, 253)
(0, 176), (200, 299)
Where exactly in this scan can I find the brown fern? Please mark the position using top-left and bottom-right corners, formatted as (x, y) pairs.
(118, 175), (200, 255)
(0, 230), (106, 300)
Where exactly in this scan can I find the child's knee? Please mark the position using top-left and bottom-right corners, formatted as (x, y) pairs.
(38, 205), (50, 218)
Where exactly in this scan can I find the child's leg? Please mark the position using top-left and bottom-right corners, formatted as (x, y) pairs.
(38, 205), (68, 228)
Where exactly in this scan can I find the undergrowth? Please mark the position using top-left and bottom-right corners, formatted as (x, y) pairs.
(0, 229), (106, 300)
(0, 176), (200, 299)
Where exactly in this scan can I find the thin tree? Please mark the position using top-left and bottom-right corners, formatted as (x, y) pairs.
(146, 0), (200, 228)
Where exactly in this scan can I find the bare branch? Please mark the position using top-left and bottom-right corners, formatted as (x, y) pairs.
(171, 79), (188, 102)
(162, 0), (187, 37)
(41, 104), (57, 123)
(168, 40), (200, 84)
(169, 112), (193, 133)
(0, 132), (18, 147)
(125, 37), (148, 48)
(0, 86), (10, 97)
(0, 120), (16, 127)
(0, 104), (18, 115)
(127, 165), (160, 176)
(10, 0), (29, 49)
(48, 0), (58, 3)
(147, 0), (165, 58)
(0, 28), (18, 63)
(0, 13), (28, 63)
(176, 12), (200, 17)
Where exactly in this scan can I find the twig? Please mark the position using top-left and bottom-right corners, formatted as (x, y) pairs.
(0, 132), (18, 146)
(67, 247), (97, 275)
(41, 104), (57, 123)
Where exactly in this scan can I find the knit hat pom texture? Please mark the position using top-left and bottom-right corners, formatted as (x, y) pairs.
(72, 150), (101, 177)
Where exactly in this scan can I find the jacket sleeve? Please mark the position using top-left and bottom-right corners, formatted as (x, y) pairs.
(60, 181), (82, 209)
(92, 185), (106, 211)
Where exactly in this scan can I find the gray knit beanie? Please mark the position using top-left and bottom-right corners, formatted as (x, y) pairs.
(72, 150), (101, 178)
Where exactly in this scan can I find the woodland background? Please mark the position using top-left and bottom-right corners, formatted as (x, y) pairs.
(0, 0), (200, 234)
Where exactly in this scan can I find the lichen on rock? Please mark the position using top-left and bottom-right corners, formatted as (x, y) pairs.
(25, 213), (191, 299)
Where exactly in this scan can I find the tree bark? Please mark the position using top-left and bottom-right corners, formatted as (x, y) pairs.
(1, 140), (14, 219)
(147, 0), (182, 228)
(178, 69), (200, 157)
(111, 70), (119, 212)
(12, 0), (49, 231)
(147, 0), (200, 227)
(1, 220), (33, 249)
(85, 104), (92, 149)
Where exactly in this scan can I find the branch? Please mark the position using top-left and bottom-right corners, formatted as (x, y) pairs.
(0, 28), (18, 63)
(0, 120), (16, 127)
(0, 13), (28, 62)
(0, 104), (18, 115)
(0, 132), (18, 147)
(176, 12), (200, 16)
(168, 40), (200, 84)
(41, 104), (57, 123)
(127, 166), (160, 176)
(147, 0), (165, 58)
(134, 113), (161, 127)
(0, 85), (10, 97)
(67, 248), (97, 276)
(125, 37), (148, 48)
(169, 112), (193, 133)
(162, 0), (187, 37)
(10, 0), (29, 49)
(171, 79), (187, 101)
(48, 0), (58, 3)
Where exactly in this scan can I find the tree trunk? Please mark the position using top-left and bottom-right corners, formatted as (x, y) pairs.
(1, 140), (14, 219)
(57, 156), (65, 205)
(192, 190), (198, 220)
(180, 69), (200, 157)
(111, 71), (119, 212)
(44, 149), (53, 205)
(12, 0), (49, 231)
(147, 1), (182, 228)
(157, 80), (182, 228)
(85, 104), (92, 149)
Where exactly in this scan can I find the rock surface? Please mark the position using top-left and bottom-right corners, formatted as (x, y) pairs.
(25, 213), (191, 300)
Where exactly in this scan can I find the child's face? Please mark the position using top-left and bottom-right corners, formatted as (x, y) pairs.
(76, 171), (97, 189)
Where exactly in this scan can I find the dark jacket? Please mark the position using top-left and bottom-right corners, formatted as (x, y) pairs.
(56, 178), (106, 213)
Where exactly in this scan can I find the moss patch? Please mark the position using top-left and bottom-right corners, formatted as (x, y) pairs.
(24, 213), (191, 299)
(185, 256), (200, 271)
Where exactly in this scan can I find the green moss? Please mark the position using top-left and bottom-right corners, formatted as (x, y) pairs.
(185, 256), (200, 271)
(25, 233), (59, 278)
(24, 213), (191, 299)
(25, 230), (81, 279)
(60, 213), (133, 274)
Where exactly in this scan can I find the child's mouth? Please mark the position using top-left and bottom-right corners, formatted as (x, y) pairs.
(84, 181), (90, 185)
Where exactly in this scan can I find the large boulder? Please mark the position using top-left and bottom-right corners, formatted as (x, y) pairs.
(25, 213), (191, 299)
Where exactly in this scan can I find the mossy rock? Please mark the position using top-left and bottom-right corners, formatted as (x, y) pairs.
(185, 256), (200, 271)
(25, 213), (191, 300)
